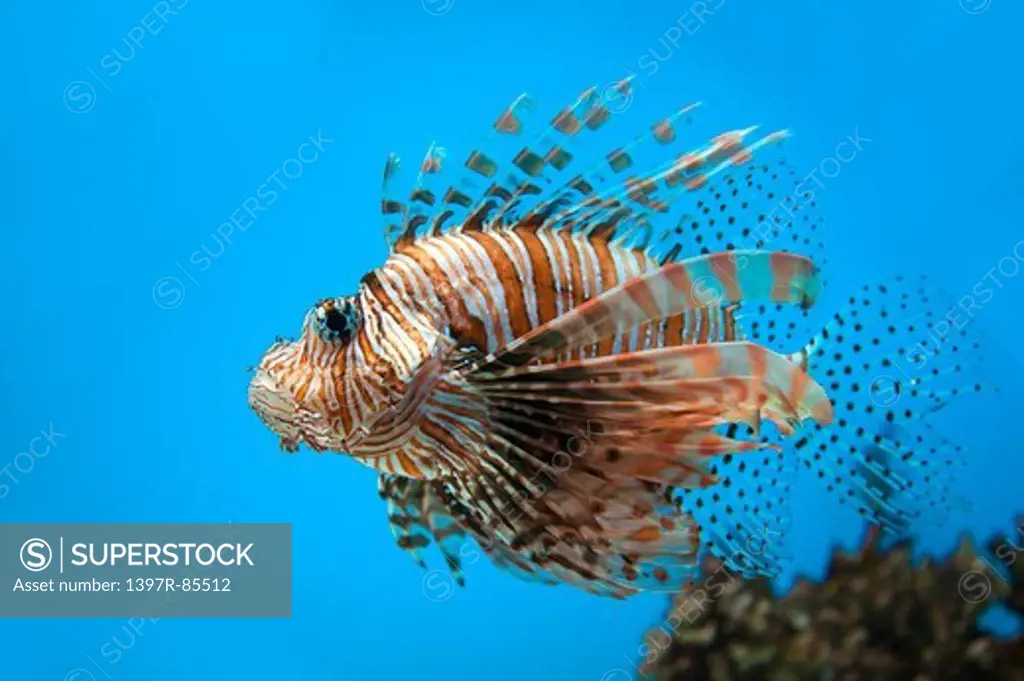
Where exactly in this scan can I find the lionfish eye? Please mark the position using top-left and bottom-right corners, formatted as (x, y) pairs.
(314, 297), (361, 343)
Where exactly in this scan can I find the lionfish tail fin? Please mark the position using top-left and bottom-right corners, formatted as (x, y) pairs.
(791, 276), (989, 534)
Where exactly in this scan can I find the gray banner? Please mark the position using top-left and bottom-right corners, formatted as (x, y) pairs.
(0, 523), (291, 618)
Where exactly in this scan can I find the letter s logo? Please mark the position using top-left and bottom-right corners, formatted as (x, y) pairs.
(20, 538), (52, 572)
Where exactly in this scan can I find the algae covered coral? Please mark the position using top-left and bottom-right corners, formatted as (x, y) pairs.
(638, 519), (1024, 681)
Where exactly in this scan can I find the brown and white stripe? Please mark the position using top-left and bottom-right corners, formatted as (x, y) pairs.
(299, 229), (743, 476)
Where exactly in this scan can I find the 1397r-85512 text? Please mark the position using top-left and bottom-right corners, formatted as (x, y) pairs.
(125, 577), (231, 592)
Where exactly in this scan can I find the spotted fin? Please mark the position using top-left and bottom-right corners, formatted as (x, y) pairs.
(787, 276), (991, 534)
(674, 420), (801, 578)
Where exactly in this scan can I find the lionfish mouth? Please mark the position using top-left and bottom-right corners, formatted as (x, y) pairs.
(247, 361), (339, 454)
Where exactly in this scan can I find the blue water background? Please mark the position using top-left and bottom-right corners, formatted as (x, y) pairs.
(3, 1), (1023, 679)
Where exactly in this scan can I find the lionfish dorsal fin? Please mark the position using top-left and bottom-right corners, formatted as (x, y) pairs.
(380, 141), (453, 251)
(398, 142), (447, 249)
(433, 92), (544, 235)
(382, 84), (617, 248)
(381, 152), (405, 248)
(384, 81), (826, 282)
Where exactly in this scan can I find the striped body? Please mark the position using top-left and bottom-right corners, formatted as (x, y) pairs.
(379, 229), (742, 358)
(344, 228), (743, 477)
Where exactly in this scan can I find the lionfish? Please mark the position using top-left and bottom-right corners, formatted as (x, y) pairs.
(248, 79), (982, 598)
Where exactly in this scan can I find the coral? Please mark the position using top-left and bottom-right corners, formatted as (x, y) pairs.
(639, 519), (1024, 681)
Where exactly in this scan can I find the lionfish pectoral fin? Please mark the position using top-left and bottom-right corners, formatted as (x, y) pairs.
(378, 474), (468, 584)
(471, 342), (832, 429)
(469, 250), (823, 374)
(458, 341), (832, 589)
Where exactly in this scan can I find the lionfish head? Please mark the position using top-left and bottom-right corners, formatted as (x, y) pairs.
(247, 295), (364, 454)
